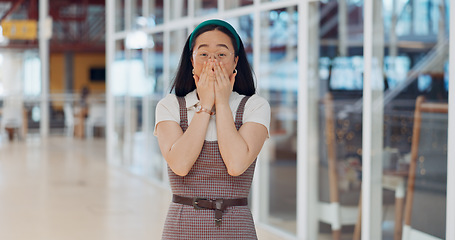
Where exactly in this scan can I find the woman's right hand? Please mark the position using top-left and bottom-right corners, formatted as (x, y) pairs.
(193, 60), (215, 109)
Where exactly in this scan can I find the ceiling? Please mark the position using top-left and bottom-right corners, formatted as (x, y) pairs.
(0, 0), (106, 52)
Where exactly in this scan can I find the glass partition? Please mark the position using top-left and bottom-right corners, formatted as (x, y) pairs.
(261, 0), (282, 3)
(23, 51), (41, 135)
(148, 33), (165, 93)
(170, 0), (188, 20)
(259, 6), (298, 235)
(0, 51), (30, 138)
(23, 51), (41, 97)
(115, 0), (125, 32)
(124, 49), (146, 172)
(169, 29), (188, 83)
(312, 0), (365, 238)
(147, 0), (164, 26)
(225, 0), (253, 10)
(111, 40), (127, 165)
(130, 0), (143, 30)
(194, 0), (217, 16)
(380, 0), (449, 239)
(226, 15), (254, 62)
(146, 32), (165, 182)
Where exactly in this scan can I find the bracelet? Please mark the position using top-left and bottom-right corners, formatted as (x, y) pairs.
(196, 105), (215, 115)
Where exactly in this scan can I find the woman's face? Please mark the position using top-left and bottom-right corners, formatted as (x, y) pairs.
(191, 30), (239, 78)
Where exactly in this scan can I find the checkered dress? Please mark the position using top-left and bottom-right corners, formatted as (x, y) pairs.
(162, 96), (257, 240)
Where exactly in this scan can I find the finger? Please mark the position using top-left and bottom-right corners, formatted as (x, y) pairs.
(215, 63), (226, 86)
(214, 74), (222, 93)
(199, 61), (209, 85)
(218, 62), (232, 89)
(215, 61), (228, 84)
(213, 61), (222, 84)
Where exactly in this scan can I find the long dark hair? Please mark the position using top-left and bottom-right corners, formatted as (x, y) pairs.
(170, 24), (256, 97)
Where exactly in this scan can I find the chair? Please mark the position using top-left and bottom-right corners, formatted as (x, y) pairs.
(322, 93), (407, 240)
(320, 93), (360, 240)
(1, 103), (24, 141)
(402, 96), (448, 240)
(85, 103), (106, 138)
(63, 103), (78, 137)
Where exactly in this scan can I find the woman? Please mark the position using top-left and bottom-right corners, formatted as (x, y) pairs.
(154, 19), (270, 239)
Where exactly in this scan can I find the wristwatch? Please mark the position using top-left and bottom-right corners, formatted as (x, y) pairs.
(195, 104), (214, 115)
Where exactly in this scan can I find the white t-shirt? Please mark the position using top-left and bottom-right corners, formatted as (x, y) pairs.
(154, 89), (270, 141)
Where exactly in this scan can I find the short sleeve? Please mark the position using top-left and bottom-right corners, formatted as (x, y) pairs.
(242, 95), (271, 137)
(154, 94), (180, 136)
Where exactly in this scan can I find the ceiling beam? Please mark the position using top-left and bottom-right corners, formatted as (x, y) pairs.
(0, 42), (105, 53)
(28, 0), (38, 20)
(0, 0), (104, 4)
(0, 0), (25, 22)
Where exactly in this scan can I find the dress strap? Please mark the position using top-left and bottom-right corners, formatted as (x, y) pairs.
(234, 96), (251, 130)
(177, 96), (188, 132)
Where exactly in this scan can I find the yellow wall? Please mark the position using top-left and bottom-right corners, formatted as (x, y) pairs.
(73, 53), (106, 93)
(50, 54), (65, 94)
(49, 52), (106, 94)
(49, 52), (105, 110)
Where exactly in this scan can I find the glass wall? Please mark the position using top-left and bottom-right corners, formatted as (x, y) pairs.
(0, 50), (41, 139)
(170, 0), (188, 20)
(309, 1), (364, 239)
(146, 32), (165, 182)
(259, 6), (298, 235)
(147, 0), (163, 26)
(115, 0), (125, 32)
(225, 0), (253, 10)
(107, 0), (453, 239)
(130, 0), (143, 30)
(169, 29), (187, 80)
(226, 15), (254, 62)
(112, 27), (165, 182)
(313, 0), (365, 238)
(379, 0), (449, 239)
(111, 40), (127, 165)
(195, 0), (217, 16)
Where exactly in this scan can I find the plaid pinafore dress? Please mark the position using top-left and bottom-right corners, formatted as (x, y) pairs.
(162, 96), (257, 240)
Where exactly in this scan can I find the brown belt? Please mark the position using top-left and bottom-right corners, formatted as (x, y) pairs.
(172, 194), (248, 227)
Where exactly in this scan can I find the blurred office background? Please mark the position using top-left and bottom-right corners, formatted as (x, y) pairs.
(0, 0), (454, 239)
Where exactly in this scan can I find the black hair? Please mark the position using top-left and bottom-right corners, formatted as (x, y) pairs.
(170, 24), (256, 97)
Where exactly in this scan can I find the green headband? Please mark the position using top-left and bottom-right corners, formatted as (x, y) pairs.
(189, 19), (240, 54)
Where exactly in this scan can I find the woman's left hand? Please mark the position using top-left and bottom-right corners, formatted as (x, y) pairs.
(214, 60), (237, 106)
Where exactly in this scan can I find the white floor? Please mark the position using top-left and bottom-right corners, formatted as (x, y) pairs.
(0, 136), (284, 240)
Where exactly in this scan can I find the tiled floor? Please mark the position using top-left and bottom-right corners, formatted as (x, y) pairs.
(0, 136), (283, 240)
